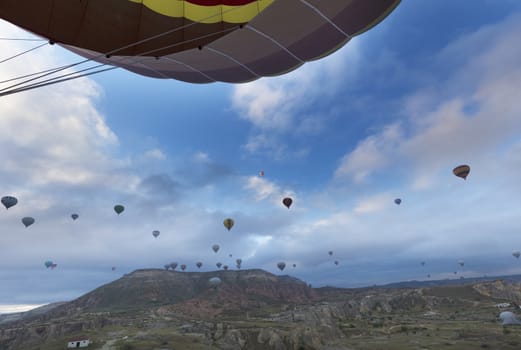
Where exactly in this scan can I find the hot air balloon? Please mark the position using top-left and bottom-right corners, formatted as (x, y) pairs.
(0, 1), (401, 89)
(236, 259), (242, 269)
(21, 217), (35, 227)
(44, 260), (53, 268)
(212, 244), (220, 253)
(513, 251), (521, 259)
(223, 265), (229, 271)
(164, 264), (170, 270)
(421, 261), (426, 266)
(114, 204), (125, 215)
(277, 262), (286, 271)
(394, 198), (402, 205)
(259, 170), (265, 177)
(328, 251), (333, 256)
(282, 197), (293, 209)
(180, 264), (187, 271)
(50, 263), (57, 269)
(427, 274), (431, 278)
(223, 218), (234, 231)
(216, 262), (222, 269)
(196, 262), (203, 268)
(1, 196), (17, 209)
(229, 254), (233, 258)
(152, 230), (160, 238)
(292, 264), (296, 268)
(112, 266), (116, 271)
(453, 165), (470, 180)
(458, 260), (464, 267)
(71, 213), (79, 220)
(170, 262), (178, 270)
(334, 260), (339, 266)
(454, 271), (457, 275)
(209, 277), (222, 288)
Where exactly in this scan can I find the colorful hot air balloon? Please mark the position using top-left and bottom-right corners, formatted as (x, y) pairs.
(334, 260), (339, 266)
(164, 264), (170, 270)
(216, 262), (222, 269)
(152, 230), (160, 238)
(196, 262), (203, 268)
(292, 264), (296, 268)
(453, 165), (470, 180)
(223, 218), (234, 231)
(1, 196), (17, 209)
(21, 217), (35, 227)
(235, 258), (242, 269)
(259, 170), (265, 177)
(114, 204), (125, 215)
(0, 1), (400, 88)
(170, 262), (178, 270)
(71, 213), (79, 220)
(513, 251), (521, 259)
(112, 266), (116, 271)
(282, 197), (293, 209)
(212, 244), (220, 253)
(427, 274), (431, 278)
(394, 198), (402, 205)
(229, 254), (233, 258)
(180, 264), (187, 271)
(277, 262), (286, 271)
(223, 265), (229, 270)
(50, 263), (57, 269)
(328, 251), (333, 256)
(44, 260), (53, 268)
(421, 261), (426, 266)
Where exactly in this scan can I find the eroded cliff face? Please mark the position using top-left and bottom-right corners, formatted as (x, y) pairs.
(473, 280), (521, 303)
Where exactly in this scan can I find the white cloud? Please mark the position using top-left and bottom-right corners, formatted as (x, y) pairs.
(354, 193), (393, 214)
(231, 39), (362, 157)
(335, 14), (521, 190)
(143, 148), (166, 160)
(335, 123), (402, 183)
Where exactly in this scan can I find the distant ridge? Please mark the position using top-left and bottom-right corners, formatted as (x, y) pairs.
(375, 274), (521, 289)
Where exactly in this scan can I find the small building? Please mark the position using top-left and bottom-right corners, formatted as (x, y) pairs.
(496, 302), (511, 308)
(67, 337), (90, 348)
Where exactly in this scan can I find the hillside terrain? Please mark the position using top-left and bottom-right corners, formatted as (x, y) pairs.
(1, 269), (521, 349)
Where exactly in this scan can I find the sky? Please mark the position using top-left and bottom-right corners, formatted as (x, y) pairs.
(1, 0), (521, 312)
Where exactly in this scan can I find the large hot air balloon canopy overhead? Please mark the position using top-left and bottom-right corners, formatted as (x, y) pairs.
(453, 165), (470, 180)
(0, 0), (401, 90)
(1, 196), (18, 209)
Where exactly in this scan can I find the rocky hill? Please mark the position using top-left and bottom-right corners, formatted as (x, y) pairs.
(1, 270), (521, 350)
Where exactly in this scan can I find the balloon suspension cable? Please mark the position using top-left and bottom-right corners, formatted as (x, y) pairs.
(0, 3), (253, 97)
(0, 37), (47, 41)
(0, 42), (48, 64)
